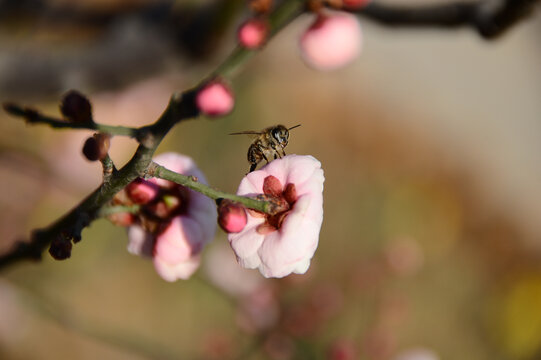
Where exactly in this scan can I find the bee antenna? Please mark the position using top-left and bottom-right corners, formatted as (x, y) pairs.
(288, 124), (301, 131)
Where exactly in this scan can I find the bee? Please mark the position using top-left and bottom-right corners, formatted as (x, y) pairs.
(230, 124), (301, 172)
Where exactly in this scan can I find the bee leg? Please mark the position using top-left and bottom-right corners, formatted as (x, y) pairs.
(249, 163), (257, 172)
(258, 144), (270, 163)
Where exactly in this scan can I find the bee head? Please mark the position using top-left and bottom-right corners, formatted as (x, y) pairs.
(271, 125), (289, 147)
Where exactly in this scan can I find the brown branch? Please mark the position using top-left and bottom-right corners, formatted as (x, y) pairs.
(0, 0), (305, 271)
(349, 0), (539, 39)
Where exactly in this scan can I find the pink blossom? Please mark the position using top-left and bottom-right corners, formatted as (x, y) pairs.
(195, 80), (235, 117)
(238, 18), (269, 49)
(228, 155), (324, 278)
(300, 13), (362, 71)
(127, 152), (217, 281)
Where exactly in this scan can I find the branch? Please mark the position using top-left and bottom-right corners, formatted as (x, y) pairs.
(351, 0), (539, 39)
(150, 164), (276, 214)
(0, 0), (306, 271)
(3, 103), (138, 137)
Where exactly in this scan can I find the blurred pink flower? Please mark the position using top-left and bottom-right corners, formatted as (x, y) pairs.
(196, 80), (235, 117)
(228, 155), (324, 278)
(392, 348), (440, 360)
(300, 13), (362, 71)
(127, 152), (217, 281)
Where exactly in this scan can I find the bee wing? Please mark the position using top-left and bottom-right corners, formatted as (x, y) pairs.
(228, 130), (264, 136)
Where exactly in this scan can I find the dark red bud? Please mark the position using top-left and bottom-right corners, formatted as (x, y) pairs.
(60, 90), (93, 123)
(249, 0), (272, 14)
(49, 236), (72, 260)
(82, 133), (110, 161)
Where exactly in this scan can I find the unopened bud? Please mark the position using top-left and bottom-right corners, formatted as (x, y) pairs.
(126, 178), (160, 205)
(108, 212), (135, 227)
(343, 0), (371, 9)
(249, 0), (272, 14)
(238, 18), (269, 49)
(60, 90), (93, 123)
(82, 133), (110, 161)
(196, 80), (235, 117)
(300, 13), (362, 71)
(218, 200), (247, 233)
(49, 236), (72, 260)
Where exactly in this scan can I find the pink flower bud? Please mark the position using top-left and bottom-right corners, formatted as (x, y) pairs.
(300, 13), (362, 71)
(218, 200), (248, 233)
(196, 80), (235, 117)
(126, 178), (160, 205)
(238, 18), (269, 49)
(343, 0), (371, 9)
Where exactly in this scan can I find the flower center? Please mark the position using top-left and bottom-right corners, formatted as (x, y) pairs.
(257, 176), (297, 235)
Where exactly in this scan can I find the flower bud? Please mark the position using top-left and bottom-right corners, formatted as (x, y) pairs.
(300, 13), (362, 71)
(238, 18), (269, 49)
(60, 90), (93, 123)
(126, 178), (160, 205)
(82, 133), (110, 161)
(249, 0), (272, 14)
(343, 0), (371, 9)
(49, 236), (72, 260)
(218, 200), (247, 233)
(196, 80), (235, 117)
(108, 212), (135, 227)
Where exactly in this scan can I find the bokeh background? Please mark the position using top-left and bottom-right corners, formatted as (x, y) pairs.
(1, 0), (540, 359)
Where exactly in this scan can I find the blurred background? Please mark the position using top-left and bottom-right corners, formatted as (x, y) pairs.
(1, 0), (541, 359)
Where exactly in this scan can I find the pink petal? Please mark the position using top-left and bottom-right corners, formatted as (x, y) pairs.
(154, 255), (201, 282)
(228, 215), (266, 260)
(127, 225), (154, 257)
(154, 216), (203, 264)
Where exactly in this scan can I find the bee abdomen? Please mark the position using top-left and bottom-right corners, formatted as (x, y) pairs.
(247, 144), (263, 165)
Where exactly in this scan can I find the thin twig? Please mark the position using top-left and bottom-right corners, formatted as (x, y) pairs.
(349, 0), (539, 39)
(2, 103), (139, 137)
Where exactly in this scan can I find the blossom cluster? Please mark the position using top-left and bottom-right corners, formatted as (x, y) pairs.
(112, 153), (324, 281)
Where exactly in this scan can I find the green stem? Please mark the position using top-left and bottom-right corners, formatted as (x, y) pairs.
(98, 205), (141, 217)
(152, 164), (272, 214)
